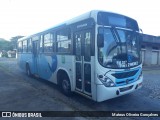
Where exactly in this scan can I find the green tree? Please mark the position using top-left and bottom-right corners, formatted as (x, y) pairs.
(10, 36), (24, 50)
(0, 38), (11, 51)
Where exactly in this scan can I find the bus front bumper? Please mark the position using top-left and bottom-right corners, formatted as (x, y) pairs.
(96, 77), (143, 102)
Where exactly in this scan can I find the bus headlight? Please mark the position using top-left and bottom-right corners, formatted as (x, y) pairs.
(98, 75), (115, 87)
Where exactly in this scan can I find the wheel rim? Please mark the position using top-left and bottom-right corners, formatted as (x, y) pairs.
(62, 79), (69, 92)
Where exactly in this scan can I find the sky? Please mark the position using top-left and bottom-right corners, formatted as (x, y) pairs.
(0, 0), (160, 40)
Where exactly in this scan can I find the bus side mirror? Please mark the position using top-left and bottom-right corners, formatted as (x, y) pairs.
(140, 28), (143, 34)
(97, 34), (104, 47)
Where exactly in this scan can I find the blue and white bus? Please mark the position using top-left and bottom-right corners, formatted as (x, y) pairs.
(17, 10), (143, 102)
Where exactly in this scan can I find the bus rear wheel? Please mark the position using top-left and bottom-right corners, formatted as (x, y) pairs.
(26, 64), (32, 77)
(61, 76), (72, 96)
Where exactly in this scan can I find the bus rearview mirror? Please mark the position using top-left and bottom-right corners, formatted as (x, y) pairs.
(97, 34), (104, 47)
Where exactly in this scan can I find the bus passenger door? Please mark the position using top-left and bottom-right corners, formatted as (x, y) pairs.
(32, 40), (39, 75)
(74, 30), (92, 95)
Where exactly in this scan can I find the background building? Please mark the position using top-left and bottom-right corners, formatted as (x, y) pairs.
(141, 34), (160, 66)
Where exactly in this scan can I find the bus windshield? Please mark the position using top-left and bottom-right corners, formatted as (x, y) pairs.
(98, 27), (141, 69)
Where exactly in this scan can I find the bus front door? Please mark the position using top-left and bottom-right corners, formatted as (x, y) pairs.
(74, 30), (92, 96)
(32, 40), (39, 75)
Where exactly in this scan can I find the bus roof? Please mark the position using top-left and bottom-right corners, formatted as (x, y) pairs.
(18, 10), (137, 42)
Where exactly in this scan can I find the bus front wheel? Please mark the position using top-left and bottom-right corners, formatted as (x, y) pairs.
(61, 76), (72, 96)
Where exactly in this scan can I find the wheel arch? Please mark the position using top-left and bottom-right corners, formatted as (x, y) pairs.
(56, 68), (72, 91)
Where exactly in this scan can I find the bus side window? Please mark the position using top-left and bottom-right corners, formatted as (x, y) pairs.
(39, 35), (43, 52)
(52, 33), (56, 52)
(28, 39), (32, 52)
(56, 28), (71, 53)
(84, 32), (91, 61)
(23, 40), (27, 53)
(44, 33), (53, 53)
(21, 41), (23, 53)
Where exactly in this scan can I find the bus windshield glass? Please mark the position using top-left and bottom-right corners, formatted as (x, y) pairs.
(98, 27), (141, 69)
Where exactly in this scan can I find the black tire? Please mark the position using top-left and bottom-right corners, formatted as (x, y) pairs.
(26, 64), (32, 77)
(61, 76), (72, 96)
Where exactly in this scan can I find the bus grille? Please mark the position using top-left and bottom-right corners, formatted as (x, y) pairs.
(112, 70), (138, 79)
(116, 78), (134, 84)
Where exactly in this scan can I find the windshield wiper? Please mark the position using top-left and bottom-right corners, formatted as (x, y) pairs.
(113, 28), (128, 67)
(111, 27), (123, 54)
